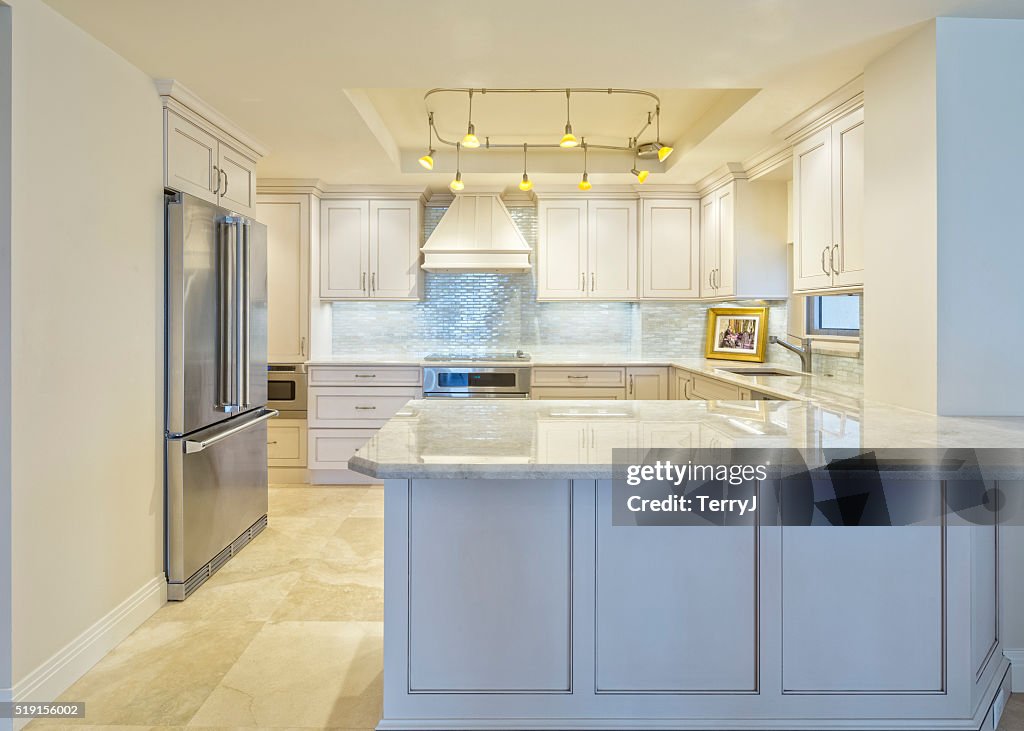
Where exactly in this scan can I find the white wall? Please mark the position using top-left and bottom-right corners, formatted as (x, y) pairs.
(8, 0), (164, 696)
(863, 23), (938, 413)
(934, 17), (1024, 416)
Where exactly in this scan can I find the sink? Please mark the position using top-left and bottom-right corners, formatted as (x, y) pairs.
(718, 367), (806, 377)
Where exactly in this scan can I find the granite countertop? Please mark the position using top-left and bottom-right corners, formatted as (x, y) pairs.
(348, 398), (1024, 479)
(305, 349), (863, 409)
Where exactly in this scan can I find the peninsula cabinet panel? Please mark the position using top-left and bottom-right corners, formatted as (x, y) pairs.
(595, 481), (757, 691)
(641, 199), (701, 299)
(407, 479), (572, 692)
(781, 518), (944, 692)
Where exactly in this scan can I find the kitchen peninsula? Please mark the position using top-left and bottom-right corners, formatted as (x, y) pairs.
(349, 398), (1021, 731)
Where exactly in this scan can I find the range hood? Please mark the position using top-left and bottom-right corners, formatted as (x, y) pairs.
(421, 192), (532, 273)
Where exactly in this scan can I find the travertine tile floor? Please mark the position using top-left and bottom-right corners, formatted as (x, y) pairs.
(27, 484), (1024, 730)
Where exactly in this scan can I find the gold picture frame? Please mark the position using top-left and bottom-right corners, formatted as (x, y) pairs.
(704, 307), (769, 362)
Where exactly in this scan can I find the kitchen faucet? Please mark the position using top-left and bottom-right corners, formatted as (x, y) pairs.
(769, 335), (813, 374)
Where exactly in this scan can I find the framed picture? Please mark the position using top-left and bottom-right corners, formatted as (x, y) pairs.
(704, 307), (769, 362)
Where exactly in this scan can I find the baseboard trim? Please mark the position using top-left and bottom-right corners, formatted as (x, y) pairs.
(11, 574), (166, 705)
(1004, 649), (1024, 691)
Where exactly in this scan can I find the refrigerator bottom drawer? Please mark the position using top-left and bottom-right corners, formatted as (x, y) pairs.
(166, 418), (269, 587)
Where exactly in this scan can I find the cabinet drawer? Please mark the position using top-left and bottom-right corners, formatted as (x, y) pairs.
(532, 386), (627, 400)
(308, 428), (377, 470)
(308, 366), (422, 387)
(532, 367), (626, 388)
(690, 374), (742, 401)
(267, 419), (307, 467)
(308, 386), (419, 428)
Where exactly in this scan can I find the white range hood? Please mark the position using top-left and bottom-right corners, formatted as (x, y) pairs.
(421, 192), (532, 273)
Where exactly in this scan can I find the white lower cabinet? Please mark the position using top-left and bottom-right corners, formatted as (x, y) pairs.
(267, 419), (307, 467)
(690, 373), (743, 401)
(306, 366), (422, 478)
(627, 367), (669, 400)
(670, 368), (695, 400)
(532, 386), (627, 400)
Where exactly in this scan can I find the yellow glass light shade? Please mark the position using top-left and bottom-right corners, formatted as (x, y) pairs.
(418, 153), (434, 170)
(578, 173), (591, 191)
(462, 133), (480, 148)
(632, 167), (649, 184)
(559, 133), (579, 148)
(657, 145), (674, 162)
(519, 174), (533, 192)
(449, 173), (464, 191)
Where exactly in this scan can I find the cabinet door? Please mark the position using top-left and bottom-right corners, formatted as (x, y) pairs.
(627, 367), (669, 400)
(671, 369), (694, 400)
(792, 127), (835, 292)
(587, 200), (637, 299)
(690, 374), (742, 400)
(699, 193), (719, 298)
(537, 200), (588, 299)
(257, 194), (310, 362)
(531, 386), (627, 400)
(267, 419), (307, 467)
(715, 184), (736, 297)
(369, 200), (421, 299)
(218, 143), (257, 215)
(307, 428), (377, 471)
(164, 110), (218, 203)
(320, 200), (370, 299)
(535, 421), (588, 464)
(832, 108), (865, 288)
(641, 199), (700, 299)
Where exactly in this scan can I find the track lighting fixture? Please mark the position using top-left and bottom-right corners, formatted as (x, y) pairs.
(418, 113), (435, 170)
(654, 106), (673, 161)
(519, 143), (533, 192)
(450, 143), (465, 191)
(462, 91), (480, 148)
(631, 146), (649, 183)
(578, 140), (592, 191)
(559, 89), (579, 148)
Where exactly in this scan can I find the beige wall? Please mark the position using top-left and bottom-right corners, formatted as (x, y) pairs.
(863, 22), (938, 413)
(9, 0), (163, 686)
(0, 0), (11, 705)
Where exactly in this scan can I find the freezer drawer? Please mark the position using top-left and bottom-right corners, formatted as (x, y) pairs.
(166, 409), (275, 598)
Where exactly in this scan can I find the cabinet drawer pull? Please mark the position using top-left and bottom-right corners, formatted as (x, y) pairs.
(590, 272), (595, 291)
(371, 272), (376, 291)
(267, 440), (278, 445)
(361, 272), (367, 291)
(831, 244), (840, 275)
(221, 169), (228, 197)
(629, 374), (634, 395)
(821, 246), (831, 276)
(567, 375), (590, 380)
(354, 405), (377, 410)
(581, 272), (585, 292)
(212, 165), (221, 194)
(354, 374), (377, 378)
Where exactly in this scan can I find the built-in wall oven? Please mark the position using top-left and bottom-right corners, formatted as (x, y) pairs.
(423, 366), (531, 399)
(267, 364), (307, 417)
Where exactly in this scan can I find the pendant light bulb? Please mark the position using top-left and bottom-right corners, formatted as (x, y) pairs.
(418, 150), (435, 170)
(518, 144), (532, 191)
(657, 144), (674, 162)
(578, 172), (591, 191)
(560, 89), (579, 147)
(654, 105), (673, 162)
(631, 167), (649, 184)
(419, 113), (435, 169)
(462, 91), (480, 148)
(450, 143), (464, 191)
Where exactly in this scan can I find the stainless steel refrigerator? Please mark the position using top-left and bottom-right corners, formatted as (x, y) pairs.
(164, 191), (276, 600)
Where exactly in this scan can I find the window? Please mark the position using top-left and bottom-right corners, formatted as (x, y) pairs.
(806, 294), (861, 337)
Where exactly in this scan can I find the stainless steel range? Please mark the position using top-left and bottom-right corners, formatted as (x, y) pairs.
(423, 351), (532, 399)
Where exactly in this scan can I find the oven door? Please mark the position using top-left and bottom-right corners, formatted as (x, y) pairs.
(423, 367), (530, 397)
(267, 366), (307, 416)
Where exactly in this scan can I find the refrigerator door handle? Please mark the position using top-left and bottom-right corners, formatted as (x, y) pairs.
(238, 219), (251, 409)
(216, 219), (238, 410)
(183, 409), (279, 454)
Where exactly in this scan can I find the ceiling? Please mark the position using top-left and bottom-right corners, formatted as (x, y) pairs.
(43, 0), (1024, 190)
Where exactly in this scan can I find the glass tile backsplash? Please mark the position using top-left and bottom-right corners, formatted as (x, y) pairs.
(330, 204), (861, 381)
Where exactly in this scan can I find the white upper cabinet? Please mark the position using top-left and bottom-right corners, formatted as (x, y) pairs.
(792, 105), (864, 293)
(320, 198), (422, 300)
(159, 81), (264, 217)
(700, 180), (788, 301)
(538, 198), (637, 300)
(640, 199), (700, 299)
(256, 193), (311, 362)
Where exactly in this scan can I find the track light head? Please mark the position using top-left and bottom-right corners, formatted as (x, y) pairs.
(418, 150), (435, 170)
(631, 167), (649, 184)
(657, 144), (674, 162)
(578, 172), (592, 191)
(560, 123), (578, 148)
(462, 123), (480, 148)
(449, 171), (464, 191)
(519, 173), (533, 192)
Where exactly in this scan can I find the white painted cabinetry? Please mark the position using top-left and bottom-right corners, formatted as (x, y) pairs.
(627, 367), (669, 400)
(792, 106), (864, 293)
(700, 179), (788, 300)
(159, 81), (263, 216)
(256, 193), (311, 362)
(537, 199), (637, 300)
(267, 419), (308, 467)
(320, 199), (422, 300)
(640, 199), (701, 299)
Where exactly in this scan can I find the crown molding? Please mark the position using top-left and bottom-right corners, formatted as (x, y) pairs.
(696, 163), (747, 197)
(773, 75), (864, 144)
(257, 178), (325, 196)
(743, 142), (793, 182)
(155, 79), (269, 160)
